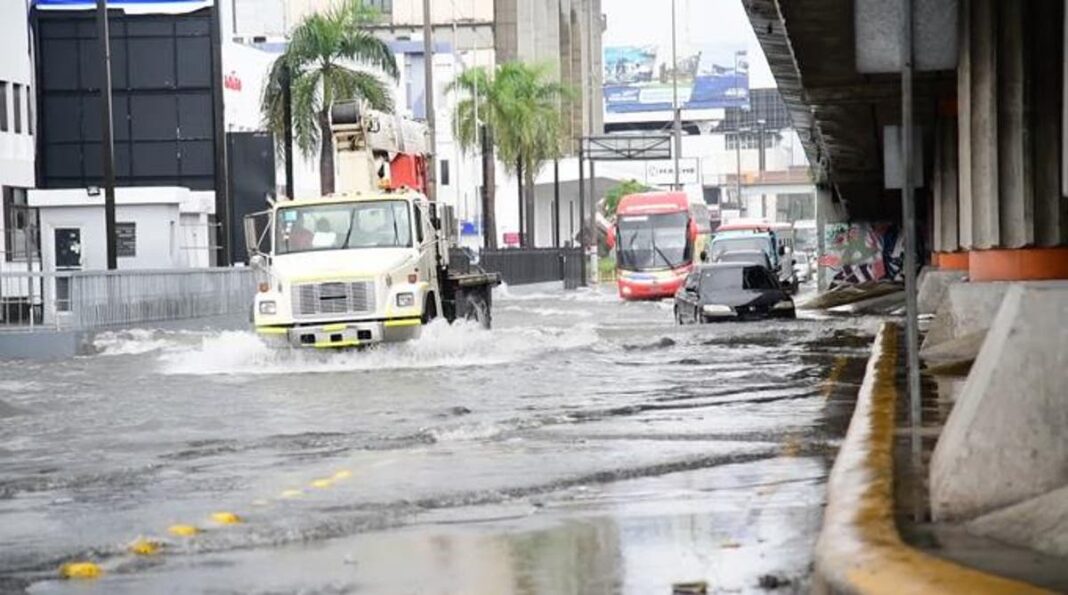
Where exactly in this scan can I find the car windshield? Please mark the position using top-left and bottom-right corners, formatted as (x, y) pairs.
(275, 200), (412, 255)
(716, 251), (767, 266)
(700, 265), (779, 292)
(616, 211), (690, 271)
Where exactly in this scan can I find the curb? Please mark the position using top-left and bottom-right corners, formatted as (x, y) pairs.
(812, 322), (1051, 595)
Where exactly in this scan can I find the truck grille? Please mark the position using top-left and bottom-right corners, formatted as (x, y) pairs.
(291, 281), (375, 318)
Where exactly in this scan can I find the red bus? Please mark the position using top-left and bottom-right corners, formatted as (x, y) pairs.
(607, 191), (712, 300)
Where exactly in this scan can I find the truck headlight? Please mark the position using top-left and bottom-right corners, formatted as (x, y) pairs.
(772, 299), (794, 311)
(258, 300), (277, 315)
(396, 292), (415, 308)
(702, 304), (734, 316)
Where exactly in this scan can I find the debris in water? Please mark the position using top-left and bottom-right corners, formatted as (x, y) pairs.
(672, 580), (708, 594)
(448, 406), (472, 416)
(59, 562), (102, 580)
(623, 337), (676, 351)
(757, 573), (792, 589)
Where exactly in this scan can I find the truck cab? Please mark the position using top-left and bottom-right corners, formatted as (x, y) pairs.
(250, 190), (489, 348)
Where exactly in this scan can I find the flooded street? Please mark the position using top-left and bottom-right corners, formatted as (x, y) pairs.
(0, 284), (879, 594)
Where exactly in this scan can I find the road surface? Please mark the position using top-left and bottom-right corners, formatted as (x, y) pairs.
(0, 283), (880, 594)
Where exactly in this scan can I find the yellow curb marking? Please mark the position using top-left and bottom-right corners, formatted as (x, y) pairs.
(128, 538), (162, 556)
(59, 562), (102, 580)
(211, 512), (242, 525)
(333, 470), (353, 480)
(311, 478), (334, 489)
(830, 324), (1051, 594)
(280, 489), (303, 499)
(167, 524), (200, 537)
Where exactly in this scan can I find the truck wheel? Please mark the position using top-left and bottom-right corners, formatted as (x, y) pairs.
(464, 293), (491, 329)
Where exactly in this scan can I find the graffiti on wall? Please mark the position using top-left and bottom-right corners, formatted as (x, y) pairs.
(818, 222), (903, 288)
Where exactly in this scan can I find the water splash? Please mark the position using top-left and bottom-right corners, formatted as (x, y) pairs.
(158, 319), (599, 376)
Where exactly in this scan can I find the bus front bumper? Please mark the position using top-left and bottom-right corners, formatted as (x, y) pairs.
(617, 272), (686, 300)
(255, 317), (423, 348)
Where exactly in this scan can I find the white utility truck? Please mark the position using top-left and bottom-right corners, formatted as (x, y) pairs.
(245, 102), (499, 348)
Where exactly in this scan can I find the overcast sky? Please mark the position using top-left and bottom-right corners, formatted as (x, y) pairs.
(601, 0), (775, 88)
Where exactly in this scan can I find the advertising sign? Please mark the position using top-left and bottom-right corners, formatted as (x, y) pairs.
(604, 44), (749, 118)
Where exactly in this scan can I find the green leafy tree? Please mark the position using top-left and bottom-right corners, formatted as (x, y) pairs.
(261, 1), (398, 196)
(452, 62), (570, 248)
(603, 179), (649, 218)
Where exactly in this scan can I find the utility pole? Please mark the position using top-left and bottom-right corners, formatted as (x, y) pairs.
(422, 0), (437, 201)
(735, 126), (746, 214)
(282, 62), (295, 200)
(901, 0), (922, 472)
(210, 0), (231, 264)
(757, 118), (766, 218)
(670, 0), (682, 190)
(96, 0), (117, 270)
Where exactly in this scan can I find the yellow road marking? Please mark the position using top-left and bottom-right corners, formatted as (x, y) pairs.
(280, 489), (303, 499)
(823, 355), (848, 399)
(128, 538), (161, 556)
(310, 478), (334, 489)
(167, 524), (200, 537)
(333, 470), (353, 480)
(211, 512), (242, 525)
(60, 562), (102, 580)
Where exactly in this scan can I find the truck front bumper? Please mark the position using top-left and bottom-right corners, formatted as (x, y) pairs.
(256, 317), (422, 348)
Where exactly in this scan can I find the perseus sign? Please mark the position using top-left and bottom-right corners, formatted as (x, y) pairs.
(645, 159), (700, 186)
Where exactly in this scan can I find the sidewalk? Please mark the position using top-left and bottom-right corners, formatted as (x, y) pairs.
(811, 322), (1060, 594)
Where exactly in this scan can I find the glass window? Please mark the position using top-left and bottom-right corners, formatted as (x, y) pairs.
(742, 266), (779, 290)
(26, 86), (32, 135)
(440, 159), (450, 186)
(3, 188), (37, 262)
(616, 211), (691, 271)
(0, 82), (7, 133)
(275, 200), (412, 255)
(414, 203), (424, 243)
(12, 83), (21, 134)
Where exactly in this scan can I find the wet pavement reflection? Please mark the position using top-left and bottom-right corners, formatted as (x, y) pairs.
(0, 283), (881, 594)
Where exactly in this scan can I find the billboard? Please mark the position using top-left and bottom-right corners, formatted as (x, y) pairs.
(604, 44), (749, 117)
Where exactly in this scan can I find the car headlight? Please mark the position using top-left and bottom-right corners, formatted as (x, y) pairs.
(396, 292), (415, 308)
(258, 300), (277, 315)
(702, 304), (734, 315)
(772, 299), (794, 310)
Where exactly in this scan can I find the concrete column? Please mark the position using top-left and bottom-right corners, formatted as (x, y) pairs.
(1033, 0), (1067, 247)
(933, 117), (960, 253)
(970, 0), (999, 249)
(996, 0), (1034, 249)
(957, 0), (974, 249)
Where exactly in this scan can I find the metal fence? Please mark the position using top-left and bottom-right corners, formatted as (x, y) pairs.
(479, 247), (584, 288)
(0, 268), (256, 331)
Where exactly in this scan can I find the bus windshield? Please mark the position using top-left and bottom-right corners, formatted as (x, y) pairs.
(616, 212), (690, 271)
(275, 200), (412, 255)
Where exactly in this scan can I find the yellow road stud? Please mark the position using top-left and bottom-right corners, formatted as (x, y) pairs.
(332, 470), (353, 480)
(167, 524), (200, 537)
(280, 489), (303, 499)
(310, 478), (334, 489)
(211, 512), (242, 525)
(60, 562), (102, 580)
(128, 538), (161, 556)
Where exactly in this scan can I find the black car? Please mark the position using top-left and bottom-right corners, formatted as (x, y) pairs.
(674, 263), (796, 323)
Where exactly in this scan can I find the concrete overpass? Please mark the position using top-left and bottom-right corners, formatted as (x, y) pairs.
(740, 0), (1068, 585)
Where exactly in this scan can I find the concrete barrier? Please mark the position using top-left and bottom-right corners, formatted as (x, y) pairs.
(968, 485), (1068, 558)
(917, 268), (968, 315)
(813, 322), (1046, 594)
(929, 282), (1068, 522)
(0, 330), (92, 360)
(921, 282), (1010, 352)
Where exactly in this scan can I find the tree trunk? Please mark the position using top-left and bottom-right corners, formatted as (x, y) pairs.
(481, 125), (497, 249)
(319, 108), (335, 196)
(524, 162), (536, 248)
(516, 157), (525, 247)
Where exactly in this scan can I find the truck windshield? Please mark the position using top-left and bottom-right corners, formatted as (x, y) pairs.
(616, 211), (690, 271)
(275, 200), (412, 255)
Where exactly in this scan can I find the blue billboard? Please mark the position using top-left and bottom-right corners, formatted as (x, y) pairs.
(604, 44), (749, 115)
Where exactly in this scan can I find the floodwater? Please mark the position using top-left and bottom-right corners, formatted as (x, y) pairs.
(0, 283), (880, 594)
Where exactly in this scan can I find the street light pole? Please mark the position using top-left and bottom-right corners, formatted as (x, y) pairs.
(901, 0), (922, 472)
(670, 0), (682, 190)
(422, 0), (437, 201)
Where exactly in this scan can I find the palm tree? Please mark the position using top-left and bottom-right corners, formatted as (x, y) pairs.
(452, 62), (570, 248)
(262, 1), (398, 196)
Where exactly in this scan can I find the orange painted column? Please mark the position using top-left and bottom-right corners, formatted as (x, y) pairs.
(934, 251), (970, 271)
(969, 247), (1068, 281)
